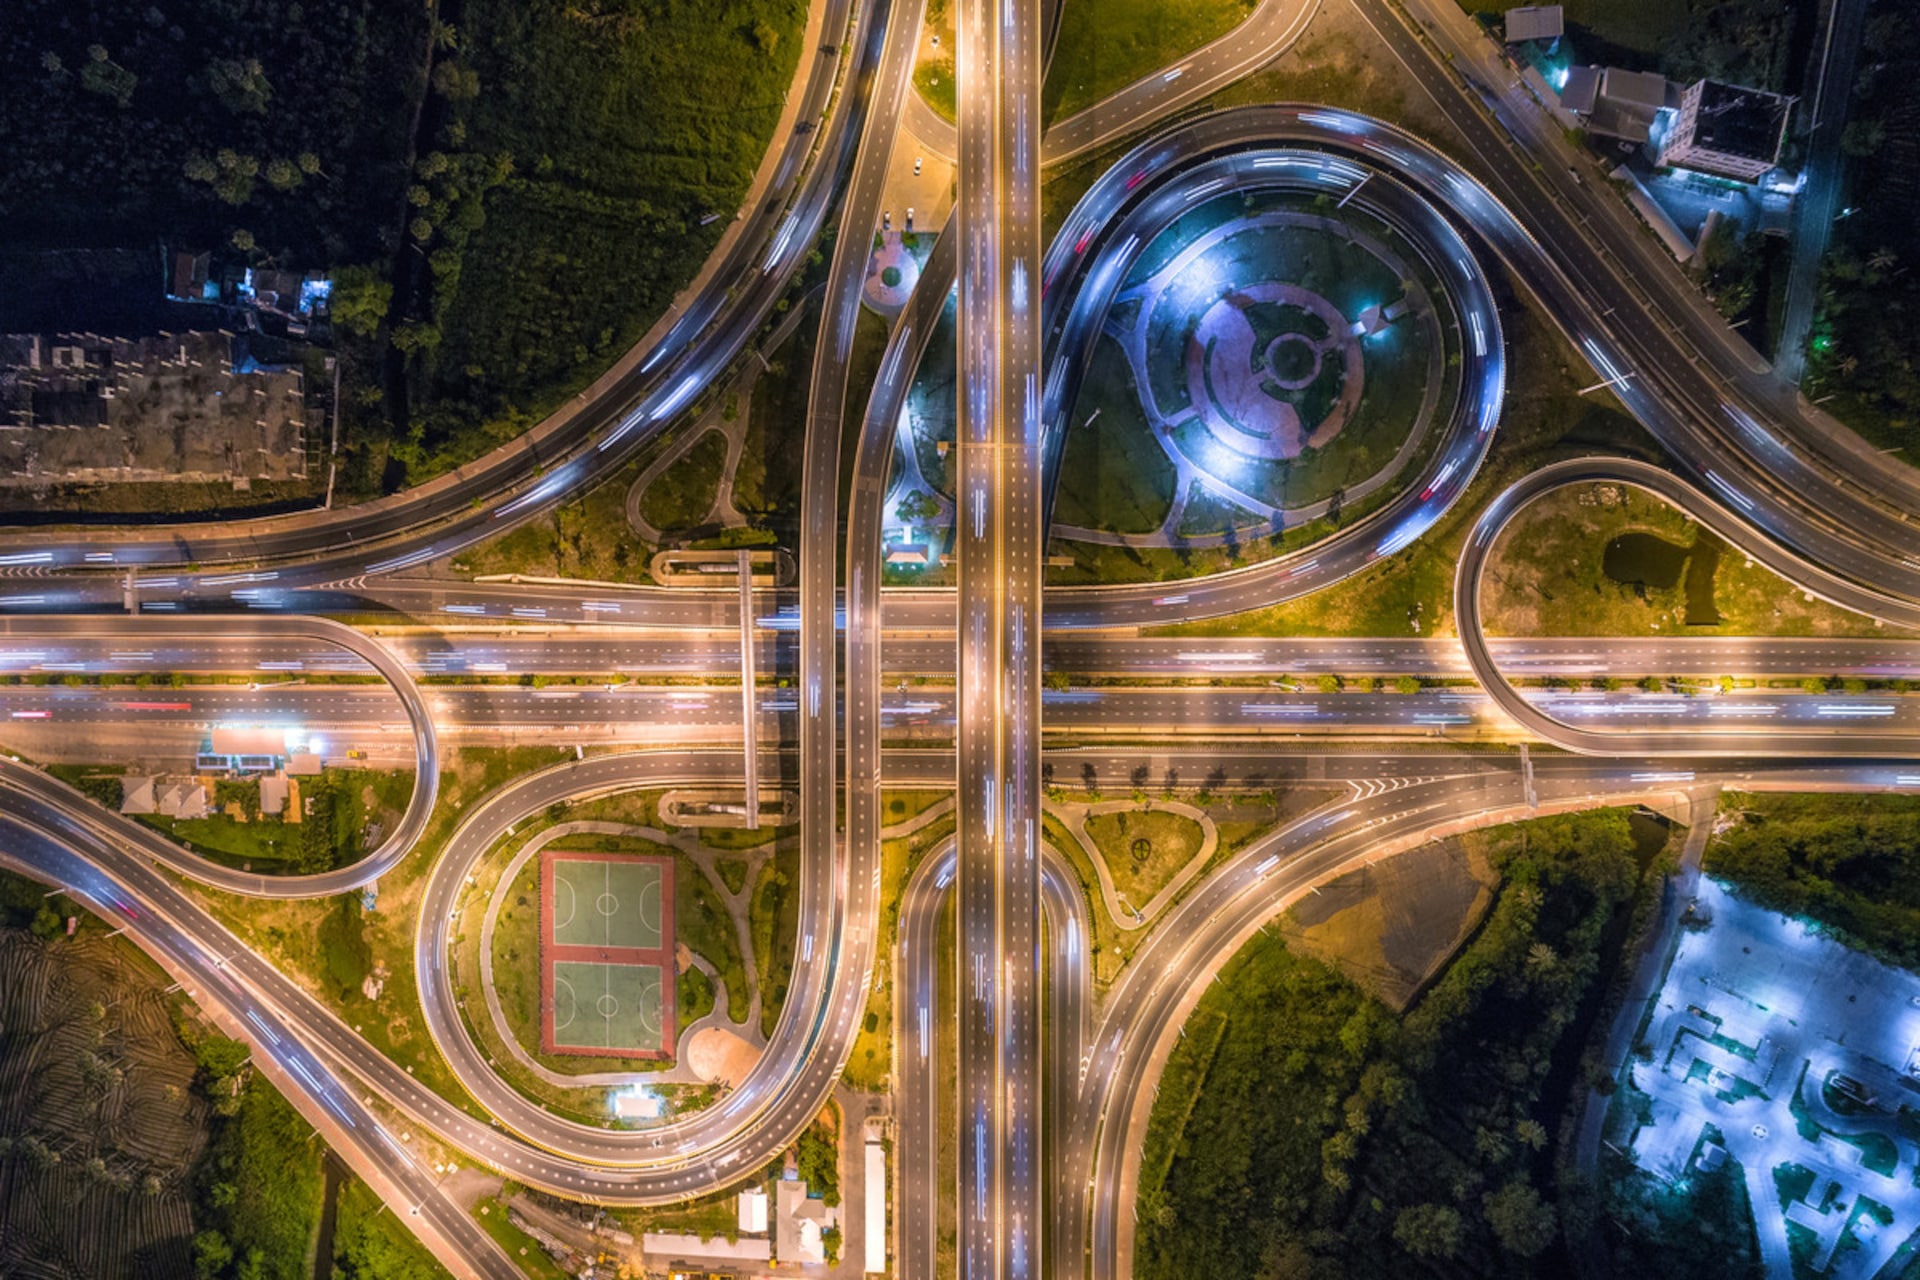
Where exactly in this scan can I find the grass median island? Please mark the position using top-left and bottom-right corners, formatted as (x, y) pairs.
(716, 856), (753, 894)
(846, 802), (956, 1090)
(913, 0), (957, 124)
(1706, 792), (1920, 971)
(1085, 806), (1206, 906)
(1137, 808), (1667, 1278)
(1483, 485), (1890, 639)
(638, 429), (730, 535)
(335, 1176), (451, 1279)
(674, 853), (752, 1021)
(1053, 335), (1177, 533)
(735, 307), (815, 539)
(1043, 0), (1257, 121)
(751, 842), (802, 1039)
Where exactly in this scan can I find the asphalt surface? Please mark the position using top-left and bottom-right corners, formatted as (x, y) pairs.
(7, 2), (1920, 1275)
(954, 0), (1048, 1266)
(14, 628), (1920, 681)
(22, 680), (1920, 748)
(0, 615), (437, 898)
(1457, 458), (1920, 755)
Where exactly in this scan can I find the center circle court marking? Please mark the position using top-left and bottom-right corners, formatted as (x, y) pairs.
(553, 877), (577, 930)
(553, 975), (577, 1030)
(638, 971), (662, 1037)
(596, 993), (621, 1019)
(638, 879), (662, 934)
(596, 892), (620, 918)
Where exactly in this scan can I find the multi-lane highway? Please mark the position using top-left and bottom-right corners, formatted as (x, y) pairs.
(5, 0), (1920, 1274)
(14, 627), (1920, 683)
(954, 0), (1047, 1266)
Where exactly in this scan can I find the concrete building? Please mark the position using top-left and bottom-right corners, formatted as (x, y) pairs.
(1659, 79), (1792, 181)
(120, 776), (209, 820)
(864, 1140), (887, 1274)
(0, 330), (305, 486)
(776, 1176), (837, 1265)
(259, 774), (289, 819)
(737, 1186), (769, 1235)
(641, 1232), (771, 1265)
(210, 727), (289, 758)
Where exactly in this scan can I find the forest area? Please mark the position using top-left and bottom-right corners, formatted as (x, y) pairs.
(0, 0), (804, 505)
(1805, 4), (1920, 458)
(1135, 809), (1668, 1278)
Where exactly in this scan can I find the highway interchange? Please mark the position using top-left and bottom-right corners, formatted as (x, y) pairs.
(0, 0), (1916, 1275)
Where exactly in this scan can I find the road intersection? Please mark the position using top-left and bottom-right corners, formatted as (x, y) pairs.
(0, 0), (1917, 1276)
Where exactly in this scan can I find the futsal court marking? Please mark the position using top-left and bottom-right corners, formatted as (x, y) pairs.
(550, 960), (663, 1052)
(549, 856), (664, 951)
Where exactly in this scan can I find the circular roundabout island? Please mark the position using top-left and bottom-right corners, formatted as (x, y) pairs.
(1052, 187), (1461, 568)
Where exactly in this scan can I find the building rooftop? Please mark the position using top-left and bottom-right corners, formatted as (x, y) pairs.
(0, 330), (306, 486)
(1603, 67), (1670, 111)
(1503, 5), (1563, 43)
(1561, 65), (1601, 115)
(1685, 79), (1791, 165)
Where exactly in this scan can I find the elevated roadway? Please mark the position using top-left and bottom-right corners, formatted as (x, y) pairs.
(1457, 458), (1920, 756)
(954, 0), (1047, 1265)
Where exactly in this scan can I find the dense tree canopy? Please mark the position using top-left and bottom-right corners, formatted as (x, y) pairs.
(1138, 810), (1659, 1278)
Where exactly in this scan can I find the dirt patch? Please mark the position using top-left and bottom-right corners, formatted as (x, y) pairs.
(684, 1026), (761, 1087)
(1279, 836), (1496, 1010)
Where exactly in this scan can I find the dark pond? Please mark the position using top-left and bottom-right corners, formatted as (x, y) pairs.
(1602, 530), (1722, 625)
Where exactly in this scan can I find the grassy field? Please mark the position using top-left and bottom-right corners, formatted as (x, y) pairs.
(751, 841), (802, 1038)
(1044, 0), (1257, 121)
(176, 747), (575, 1123)
(456, 456), (651, 582)
(1084, 806), (1208, 907)
(845, 805), (955, 1090)
(1484, 485), (1892, 639)
(637, 429), (730, 535)
(1152, 291), (1655, 637)
(1053, 335), (1177, 533)
(1278, 834), (1501, 1011)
